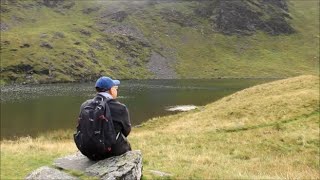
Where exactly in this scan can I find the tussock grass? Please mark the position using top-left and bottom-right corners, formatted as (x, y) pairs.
(0, 136), (76, 179)
(1, 75), (319, 179)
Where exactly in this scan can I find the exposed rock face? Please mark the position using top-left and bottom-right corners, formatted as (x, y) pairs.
(147, 52), (177, 79)
(108, 11), (128, 22)
(25, 166), (78, 180)
(195, 0), (294, 35)
(101, 24), (146, 41)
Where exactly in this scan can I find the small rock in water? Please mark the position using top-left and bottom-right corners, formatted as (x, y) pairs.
(166, 105), (197, 112)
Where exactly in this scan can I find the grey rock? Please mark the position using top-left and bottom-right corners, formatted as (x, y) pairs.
(39, 33), (48, 38)
(0, 22), (9, 32)
(82, 7), (100, 14)
(86, 150), (143, 180)
(79, 29), (91, 36)
(53, 32), (65, 39)
(20, 43), (31, 48)
(107, 11), (128, 22)
(25, 166), (79, 180)
(62, 2), (75, 9)
(101, 24), (145, 41)
(53, 151), (97, 172)
(42, 0), (63, 8)
(52, 150), (143, 180)
(40, 42), (53, 49)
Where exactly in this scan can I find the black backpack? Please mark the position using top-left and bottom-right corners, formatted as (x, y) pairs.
(74, 94), (117, 160)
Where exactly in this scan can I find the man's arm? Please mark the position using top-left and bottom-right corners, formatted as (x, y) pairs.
(121, 106), (131, 137)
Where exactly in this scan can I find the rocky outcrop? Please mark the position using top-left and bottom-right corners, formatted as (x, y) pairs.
(41, 0), (65, 8)
(82, 7), (100, 14)
(147, 52), (177, 79)
(85, 151), (143, 180)
(160, 9), (197, 27)
(26, 150), (143, 180)
(107, 11), (129, 23)
(194, 0), (295, 35)
(100, 24), (146, 41)
(0, 22), (9, 32)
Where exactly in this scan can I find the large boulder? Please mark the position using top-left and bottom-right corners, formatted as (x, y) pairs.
(85, 150), (143, 180)
(26, 150), (142, 180)
(52, 150), (142, 179)
(53, 152), (97, 172)
(25, 166), (78, 180)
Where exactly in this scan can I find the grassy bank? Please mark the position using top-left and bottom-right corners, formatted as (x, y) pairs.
(1, 75), (319, 179)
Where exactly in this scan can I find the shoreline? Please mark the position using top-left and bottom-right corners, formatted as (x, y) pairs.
(0, 76), (290, 87)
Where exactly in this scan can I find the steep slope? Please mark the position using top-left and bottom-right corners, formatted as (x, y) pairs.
(0, 0), (319, 84)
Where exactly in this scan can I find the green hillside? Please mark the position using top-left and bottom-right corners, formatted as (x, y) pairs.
(0, 0), (319, 84)
(1, 75), (319, 179)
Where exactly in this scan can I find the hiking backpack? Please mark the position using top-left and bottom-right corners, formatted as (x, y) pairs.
(74, 94), (117, 160)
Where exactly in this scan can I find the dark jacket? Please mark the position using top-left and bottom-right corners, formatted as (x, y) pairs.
(77, 97), (131, 159)
(108, 99), (131, 137)
(107, 99), (132, 156)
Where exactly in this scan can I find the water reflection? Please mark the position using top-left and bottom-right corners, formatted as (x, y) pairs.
(0, 79), (277, 139)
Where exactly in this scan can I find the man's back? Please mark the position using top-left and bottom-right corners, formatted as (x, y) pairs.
(74, 76), (132, 160)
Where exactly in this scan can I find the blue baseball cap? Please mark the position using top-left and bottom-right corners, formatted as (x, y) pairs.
(95, 76), (120, 90)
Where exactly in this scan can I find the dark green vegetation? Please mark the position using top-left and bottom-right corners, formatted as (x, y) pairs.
(0, 0), (319, 84)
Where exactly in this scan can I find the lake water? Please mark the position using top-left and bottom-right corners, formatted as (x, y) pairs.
(0, 79), (276, 139)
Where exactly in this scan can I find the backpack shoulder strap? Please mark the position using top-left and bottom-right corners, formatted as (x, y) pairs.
(95, 94), (112, 106)
(95, 94), (113, 118)
(96, 93), (112, 100)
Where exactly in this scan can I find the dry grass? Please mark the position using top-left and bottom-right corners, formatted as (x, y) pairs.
(1, 75), (319, 179)
(130, 75), (319, 179)
(1, 136), (76, 179)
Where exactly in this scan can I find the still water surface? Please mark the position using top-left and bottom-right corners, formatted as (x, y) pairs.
(1, 79), (276, 139)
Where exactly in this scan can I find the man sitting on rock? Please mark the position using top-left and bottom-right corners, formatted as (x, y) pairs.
(74, 76), (132, 160)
